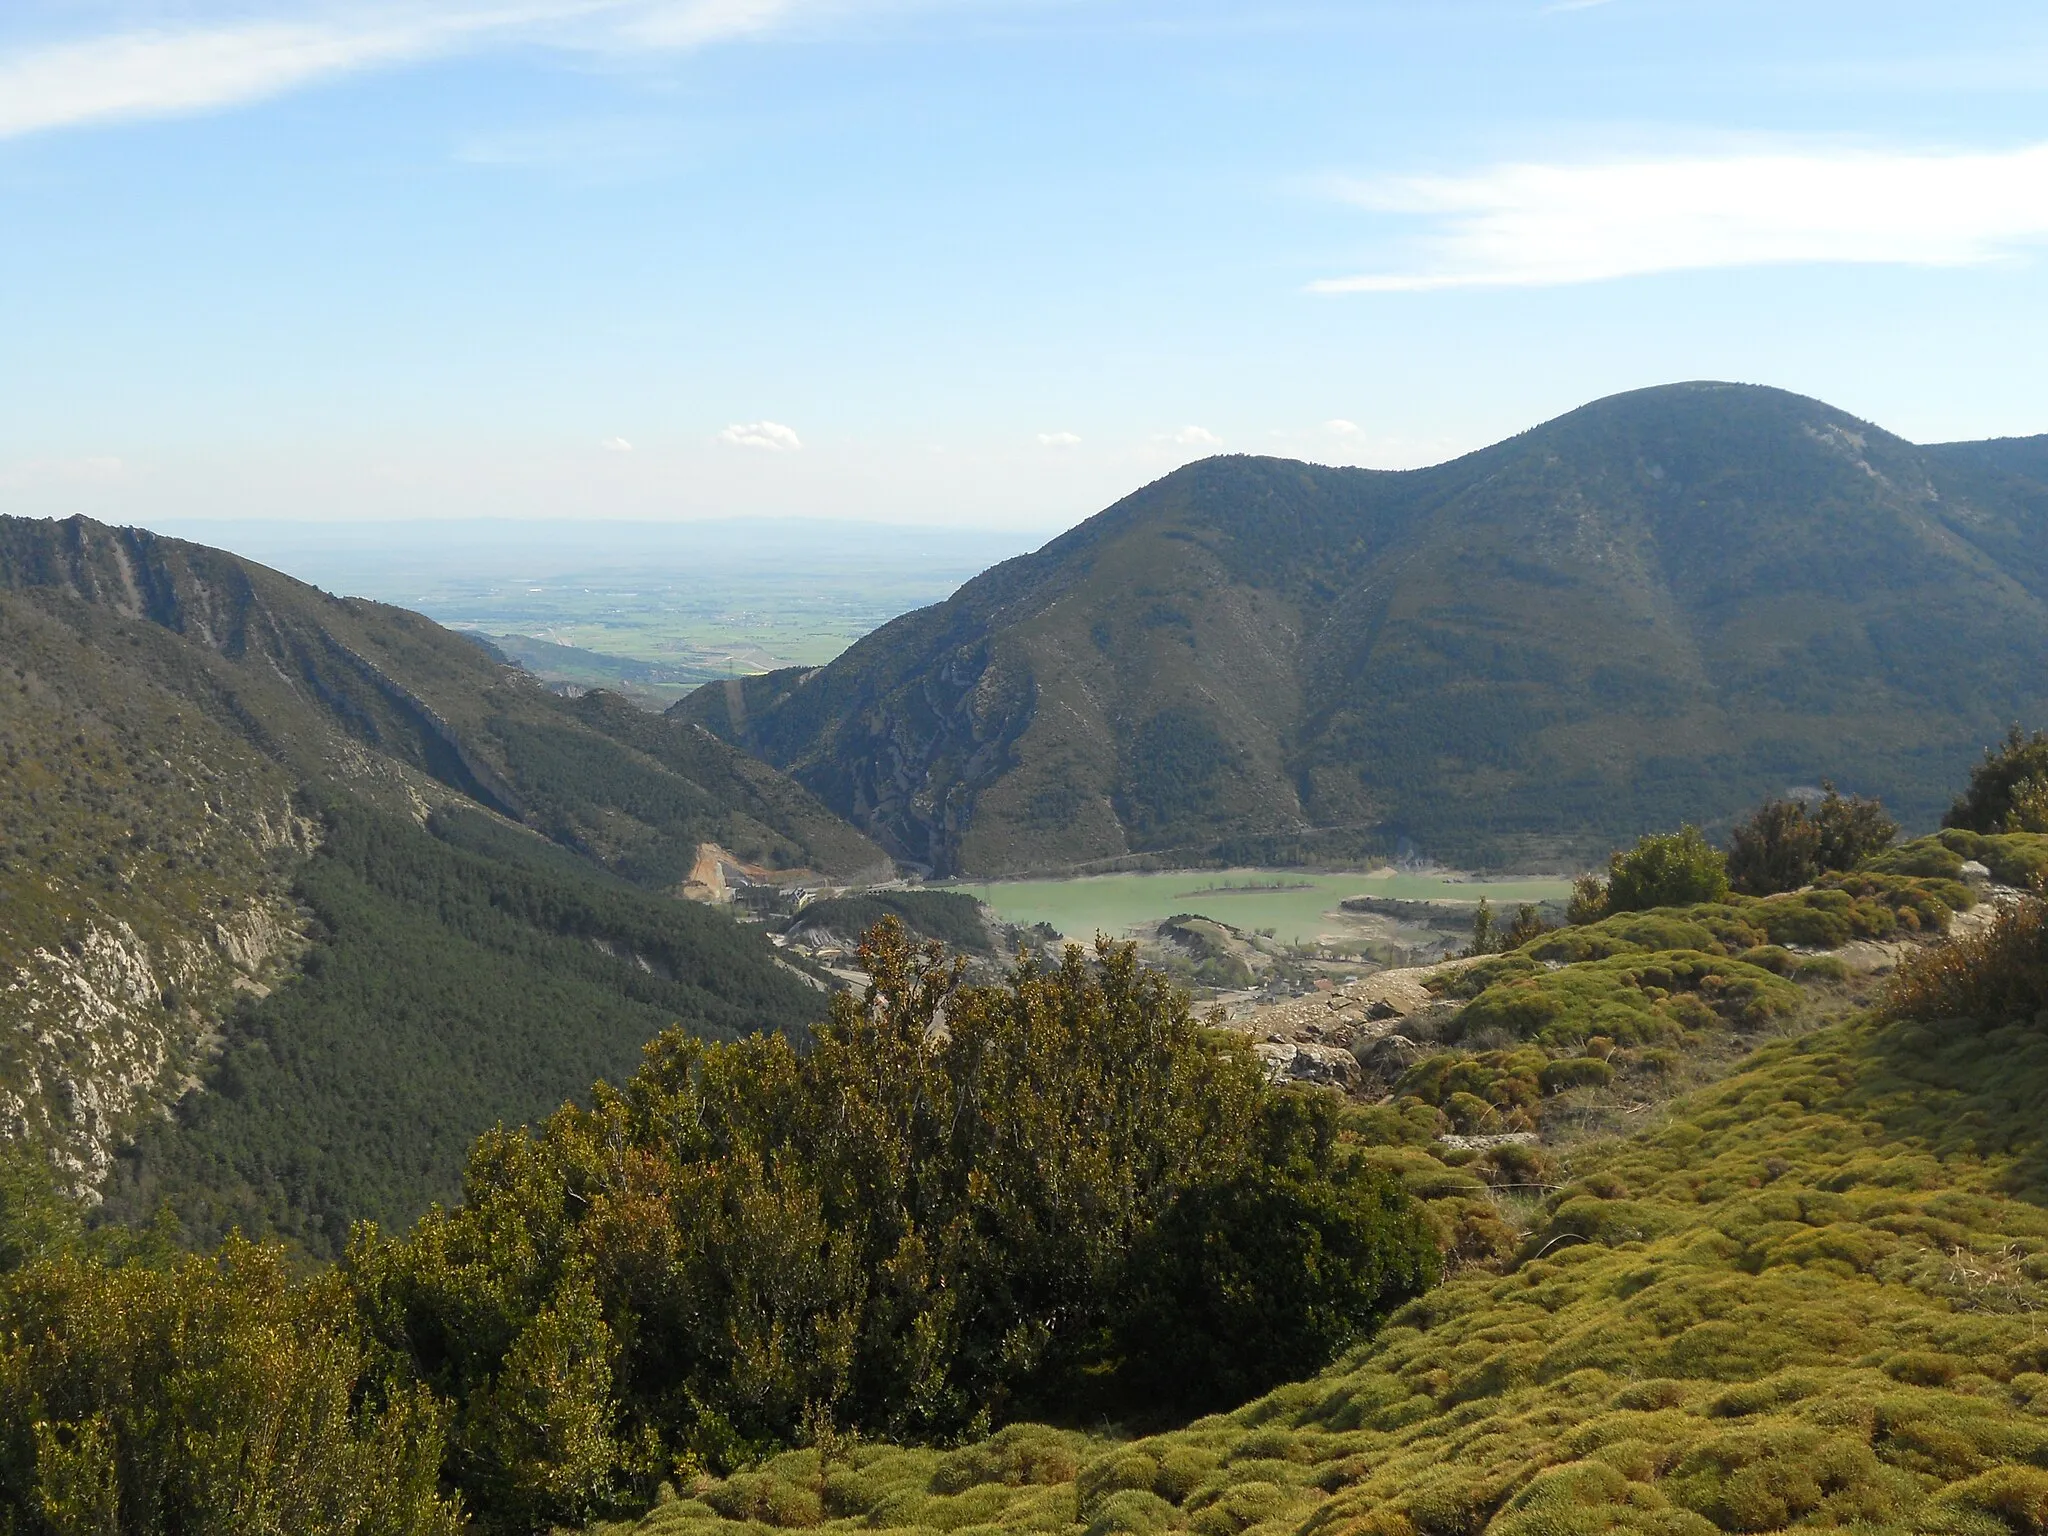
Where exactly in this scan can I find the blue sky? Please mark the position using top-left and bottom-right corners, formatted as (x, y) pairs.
(3, 1), (2048, 533)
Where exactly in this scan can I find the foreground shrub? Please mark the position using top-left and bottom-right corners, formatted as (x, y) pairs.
(1603, 826), (1729, 914)
(1449, 951), (1800, 1050)
(0, 1241), (459, 1536)
(350, 923), (1437, 1528)
(1726, 784), (1897, 895)
(1870, 827), (2048, 888)
(1528, 875), (1964, 965)
(1948, 725), (2048, 834)
(1887, 897), (2048, 1026)
(1117, 1099), (1439, 1414)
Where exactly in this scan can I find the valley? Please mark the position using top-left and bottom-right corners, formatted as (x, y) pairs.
(8, 387), (2048, 1536)
(15, 4), (2048, 1531)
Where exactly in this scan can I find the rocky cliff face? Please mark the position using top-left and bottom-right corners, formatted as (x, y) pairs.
(0, 581), (325, 1193)
(1, 894), (306, 1196)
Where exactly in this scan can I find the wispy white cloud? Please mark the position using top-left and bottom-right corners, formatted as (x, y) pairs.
(719, 420), (802, 450)
(601, 435), (633, 451)
(620, 0), (801, 47)
(1169, 425), (1219, 446)
(0, 1), (816, 139)
(1035, 431), (1082, 447)
(1314, 142), (2048, 292)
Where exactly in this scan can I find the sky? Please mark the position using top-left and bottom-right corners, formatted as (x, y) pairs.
(4, 1), (2048, 535)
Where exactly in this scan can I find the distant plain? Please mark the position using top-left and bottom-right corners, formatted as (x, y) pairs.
(147, 517), (1042, 700)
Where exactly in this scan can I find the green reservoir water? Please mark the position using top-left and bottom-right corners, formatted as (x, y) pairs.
(950, 870), (1572, 946)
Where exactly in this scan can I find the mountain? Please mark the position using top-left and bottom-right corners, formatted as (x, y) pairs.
(673, 383), (2048, 876)
(0, 514), (888, 1248)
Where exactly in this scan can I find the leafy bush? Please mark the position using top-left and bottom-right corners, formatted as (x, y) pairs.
(1604, 826), (1729, 913)
(1947, 725), (2048, 834)
(1566, 873), (1608, 925)
(348, 923), (1437, 1528)
(1726, 796), (1817, 897)
(0, 1241), (460, 1535)
(1812, 785), (1901, 871)
(1117, 1099), (1440, 1415)
(1725, 784), (1896, 895)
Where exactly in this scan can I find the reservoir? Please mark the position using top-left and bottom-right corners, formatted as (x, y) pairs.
(948, 868), (1572, 947)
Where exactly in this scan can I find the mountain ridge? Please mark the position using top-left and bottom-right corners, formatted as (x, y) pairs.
(674, 383), (2048, 876)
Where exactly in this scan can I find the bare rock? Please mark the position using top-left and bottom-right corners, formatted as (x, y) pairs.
(1438, 1131), (1540, 1152)
(1832, 939), (1912, 975)
(1353, 1032), (1425, 1081)
(1253, 1040), (1360, 1088)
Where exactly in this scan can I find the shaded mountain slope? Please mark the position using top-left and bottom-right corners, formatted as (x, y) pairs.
(676, 384), (2048, 875)
(0, 515), (879, 1236)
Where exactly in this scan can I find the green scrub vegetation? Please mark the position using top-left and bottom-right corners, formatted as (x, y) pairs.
(0, 927), (1439, 1535)
(586, 917), (2048, 1536)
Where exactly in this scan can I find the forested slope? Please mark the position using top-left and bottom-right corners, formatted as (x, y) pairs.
(98, 801), (829, 1256)
(677, 383), (2048, 874)
(0, 514), (872, 1238)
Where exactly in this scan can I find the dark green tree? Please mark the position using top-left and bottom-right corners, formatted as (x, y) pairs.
(1726, 797), (1820, 896)
(1499, 903), (1554, 950)
(1604, 825), (1729, 913)
(1947, 727), (2048, 834)
(1463, 899), (1499, 957)
(1566, 874), (1609, 925)
(1729, 783), (1897, 895)
(1812, 783), (1898, 872)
